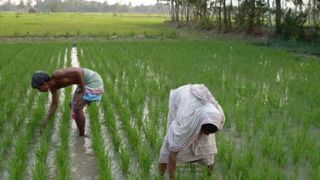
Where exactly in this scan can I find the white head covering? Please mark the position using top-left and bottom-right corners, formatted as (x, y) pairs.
(167, 84), (225, 152)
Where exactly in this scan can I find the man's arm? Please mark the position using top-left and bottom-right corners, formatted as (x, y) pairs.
(75, 70), (85, 94)
(168, 151), (178, 180)
(43, 89), (58, 127)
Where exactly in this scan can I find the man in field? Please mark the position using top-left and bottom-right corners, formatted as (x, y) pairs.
(31, 67), (104, 136)
(159, 84), (225, 179)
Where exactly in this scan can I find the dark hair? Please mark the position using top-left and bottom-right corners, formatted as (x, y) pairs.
(31, 71), (51, 89)
(201, 124), (218, 134)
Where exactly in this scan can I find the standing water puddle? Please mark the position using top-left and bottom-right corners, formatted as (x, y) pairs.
(70, 45), (99, 179)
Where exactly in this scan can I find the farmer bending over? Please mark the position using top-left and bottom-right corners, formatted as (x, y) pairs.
(31, 67), (104, 136)
(159, 84), (225, 179)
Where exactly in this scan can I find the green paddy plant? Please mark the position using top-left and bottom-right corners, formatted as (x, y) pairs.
(1, 37), (316, 179)
(88, 103), (112, 180)
(119, 145), (130, 174)
(0, 43), (63, 176)
(32, 117), (55, 180)
(102, 96), (121, 151)
(8, 94), (47, 179)
(96, 40), (318, 178)
(0, 90), (37, 167)
(109, 82), (141, 149)
(79, 44), (131, 175)
(138, 143), (152, 175)
(56, 87), (72, 180)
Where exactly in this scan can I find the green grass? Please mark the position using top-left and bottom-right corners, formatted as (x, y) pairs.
(0, 12), (176, 38)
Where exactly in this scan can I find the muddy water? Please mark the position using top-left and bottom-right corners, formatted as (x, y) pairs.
(71, 46), (80, 67)
(70, 135), (99, 180)
(70, 46), (99, 180)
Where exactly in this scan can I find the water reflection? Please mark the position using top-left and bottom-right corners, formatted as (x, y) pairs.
(71, 136), (98, 180)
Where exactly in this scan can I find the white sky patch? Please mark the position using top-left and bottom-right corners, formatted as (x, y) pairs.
(93, 0), (157, 6)
(2, 0), (158, 6)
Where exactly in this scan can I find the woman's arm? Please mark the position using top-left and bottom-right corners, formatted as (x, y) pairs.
(168, 151), (178, 180)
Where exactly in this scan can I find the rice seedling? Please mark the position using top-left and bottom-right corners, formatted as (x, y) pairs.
(87, 102), (112, 180)
(1, 21), (319, 179)
(75, 40), (319, 179)
(55, 86), (72, 180)
(8, 93), (47, 179)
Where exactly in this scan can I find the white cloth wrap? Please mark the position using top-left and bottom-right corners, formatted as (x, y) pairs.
(159, 84), (225, 164)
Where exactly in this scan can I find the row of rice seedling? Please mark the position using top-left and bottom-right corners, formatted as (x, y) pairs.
(102, 79), (132, 175)
(55, 86), (72, 179)
(2, 38), (317, 179)
(6, 44), (64, 179)
(26, 47), (67, 178)
(0, 89), (37, 178)
(91, 44), (166, 139)
(8, 93), (45, 179)
(32, 94), (61, 180)
(78, 44), (136, 176)
(82, 43), (156, 177)
(76, 42), (202, 178)
(87, 103), (113, 179)
(135, 40), (320, 179)
(31, 48), (69, 179)
(0, 43), (65, 179)
(54, 47), (73, 180)
(0, 44), (34, 135)
(80, 43), (158, 176)
(76, 46), (114, 178)
(75, 40), (320, 179)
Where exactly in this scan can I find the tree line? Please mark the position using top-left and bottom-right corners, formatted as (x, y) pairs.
(0, 0), (169, 14)
(159, 0), (320, 41)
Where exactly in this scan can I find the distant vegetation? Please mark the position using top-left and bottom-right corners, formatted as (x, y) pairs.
(0, 13), (177, 38)
(159, 0), (320, 42)
(0, 0), (169, 14)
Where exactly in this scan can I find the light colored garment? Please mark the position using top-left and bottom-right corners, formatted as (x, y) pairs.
(71, 68), (104, 119)
(159, 84), (225, 165)
(83, 68), (104, 94)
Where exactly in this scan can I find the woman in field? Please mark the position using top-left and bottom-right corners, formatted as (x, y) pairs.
(31, 67), (104, 136)
(159, 84), (225, 179)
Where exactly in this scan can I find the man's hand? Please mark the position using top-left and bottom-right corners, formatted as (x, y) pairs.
(75, 89), (85, 105)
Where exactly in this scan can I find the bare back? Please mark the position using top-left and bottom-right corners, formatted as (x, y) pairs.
(49, 67), (85, 91)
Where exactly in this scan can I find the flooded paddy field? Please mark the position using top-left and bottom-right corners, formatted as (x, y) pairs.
(0, 40), (319, 179)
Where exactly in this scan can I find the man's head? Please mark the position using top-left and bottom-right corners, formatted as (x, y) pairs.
(31, 71), (51, 92)
(201, 123), (218, 135)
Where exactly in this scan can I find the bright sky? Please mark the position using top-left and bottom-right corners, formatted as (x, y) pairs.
(3, 0), (158, 6)
(100, 0), (158, 6)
